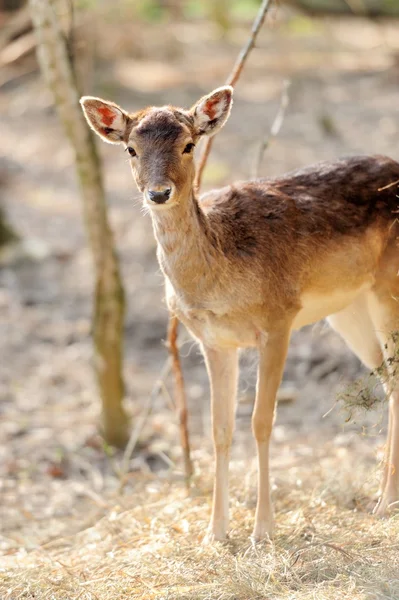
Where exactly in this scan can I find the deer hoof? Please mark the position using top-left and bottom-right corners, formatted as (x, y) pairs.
(373, 494), (399, 517)
(251, 520), (274, 544)
(202, 525), (228, 545)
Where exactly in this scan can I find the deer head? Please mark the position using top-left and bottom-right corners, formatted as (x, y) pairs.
(80, 86), (233, 209)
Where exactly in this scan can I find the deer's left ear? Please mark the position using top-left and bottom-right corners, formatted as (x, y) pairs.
(80, 96), (130, 144)
(190, 86), (233, 137)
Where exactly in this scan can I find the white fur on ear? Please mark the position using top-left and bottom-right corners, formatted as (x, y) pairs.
(191, 86), (233, 137)
(80, 96), (129, 144)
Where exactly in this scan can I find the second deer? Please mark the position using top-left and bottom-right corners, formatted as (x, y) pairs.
(81, 86), (399, 542)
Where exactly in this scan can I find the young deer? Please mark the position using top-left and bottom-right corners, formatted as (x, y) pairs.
(81, 86), (399, 542)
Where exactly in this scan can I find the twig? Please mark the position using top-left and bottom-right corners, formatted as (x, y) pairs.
(167, 315), (193, 485)
(195, 0), (274, 191)
(119, 358), (172, 489)
(252, 79), (290, 179)
(378, 179), (399, 192)
(0, 31), (36, 66)
(290, 540), (355, 566)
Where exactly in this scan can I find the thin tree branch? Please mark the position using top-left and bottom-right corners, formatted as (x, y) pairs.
(195, 0), (274, 191)
(252, 79), (290, 179)
(119, 358), (172, 491)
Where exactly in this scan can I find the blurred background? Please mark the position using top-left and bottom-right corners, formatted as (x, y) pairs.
(1, 0), (399, 552)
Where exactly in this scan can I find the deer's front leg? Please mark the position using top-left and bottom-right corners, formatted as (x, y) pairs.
(252, 329), (291, 541)
(202, 345), (238, 543)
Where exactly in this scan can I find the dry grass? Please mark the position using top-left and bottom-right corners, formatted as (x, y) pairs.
(2, 445), (399, 600)
(338, 332), (399, 419)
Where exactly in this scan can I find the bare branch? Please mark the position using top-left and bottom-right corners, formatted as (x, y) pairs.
(252, 79), (290, 179)
(195, 0), (274, 191)
(121, 316), (193, 489)
(119, 358), (172, 490)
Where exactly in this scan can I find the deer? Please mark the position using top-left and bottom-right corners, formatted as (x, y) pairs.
(80, 86), (399, 543)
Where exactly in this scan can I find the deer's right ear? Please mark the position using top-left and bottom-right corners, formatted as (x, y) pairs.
(80, 97), (130, 144)
(190, 86), (233, 137)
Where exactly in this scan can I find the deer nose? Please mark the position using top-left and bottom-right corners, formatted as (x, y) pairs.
(148, 187), (172, 204)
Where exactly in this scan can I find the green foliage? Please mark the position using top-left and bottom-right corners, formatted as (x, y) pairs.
(285, 15), (321, 35)
(230, 0), (263, 19)
(102, 439), (118, 457)
(104, 0), (264, 24)
(132, 0), (165, 22)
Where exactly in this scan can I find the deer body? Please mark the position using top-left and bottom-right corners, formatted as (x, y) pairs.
(81, 87), (399, 542)
(160, 159), (394, 347)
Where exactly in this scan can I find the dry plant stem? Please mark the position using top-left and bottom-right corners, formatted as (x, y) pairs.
(29, 0), (128, 447)
(119, 358), (172, 489)
(253, 79), (290, 179)
(168, 315), (193, 482)
(195, 0), (274, 190)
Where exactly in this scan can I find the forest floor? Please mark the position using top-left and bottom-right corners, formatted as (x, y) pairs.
(1, 9), (399, 600)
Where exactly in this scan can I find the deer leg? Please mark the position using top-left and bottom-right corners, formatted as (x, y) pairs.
(378, 391), (393, 498)
(202, 345), (238, 542)
(367, 295), (399, 514)
(327, 293), (383, 371)
(252, 328), (291, 541)
(368, 291), (399, 515)
(375, 389), (399, 515)
(328, 295), (390, 499)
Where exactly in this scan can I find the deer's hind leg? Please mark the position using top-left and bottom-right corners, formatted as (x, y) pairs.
(328, 290), (399, 515)
(327, 293), (383, 371)
(368, 288), (399, 515)
(327, 294), (385, 495)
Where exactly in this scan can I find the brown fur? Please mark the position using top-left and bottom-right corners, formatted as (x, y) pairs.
(81, 89), (399, 542)
(161, 154), (398, 339)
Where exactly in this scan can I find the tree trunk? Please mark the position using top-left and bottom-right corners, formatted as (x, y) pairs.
(0, 168), (18, 247)
(29, 0), (129, 447)
(0, 205), (17, 247)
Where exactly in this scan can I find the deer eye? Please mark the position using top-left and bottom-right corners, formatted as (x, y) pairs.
(183, 143), (195, 154)
(126, 146), (136, 157)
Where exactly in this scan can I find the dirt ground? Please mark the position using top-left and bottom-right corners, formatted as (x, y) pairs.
(1, 10), (399, 598)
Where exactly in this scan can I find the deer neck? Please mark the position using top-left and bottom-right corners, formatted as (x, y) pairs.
(150, 192), (219, 299)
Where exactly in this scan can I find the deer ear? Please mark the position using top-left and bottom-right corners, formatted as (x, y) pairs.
(191, 86), (233, 137)
(80, 96), (130, 144)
